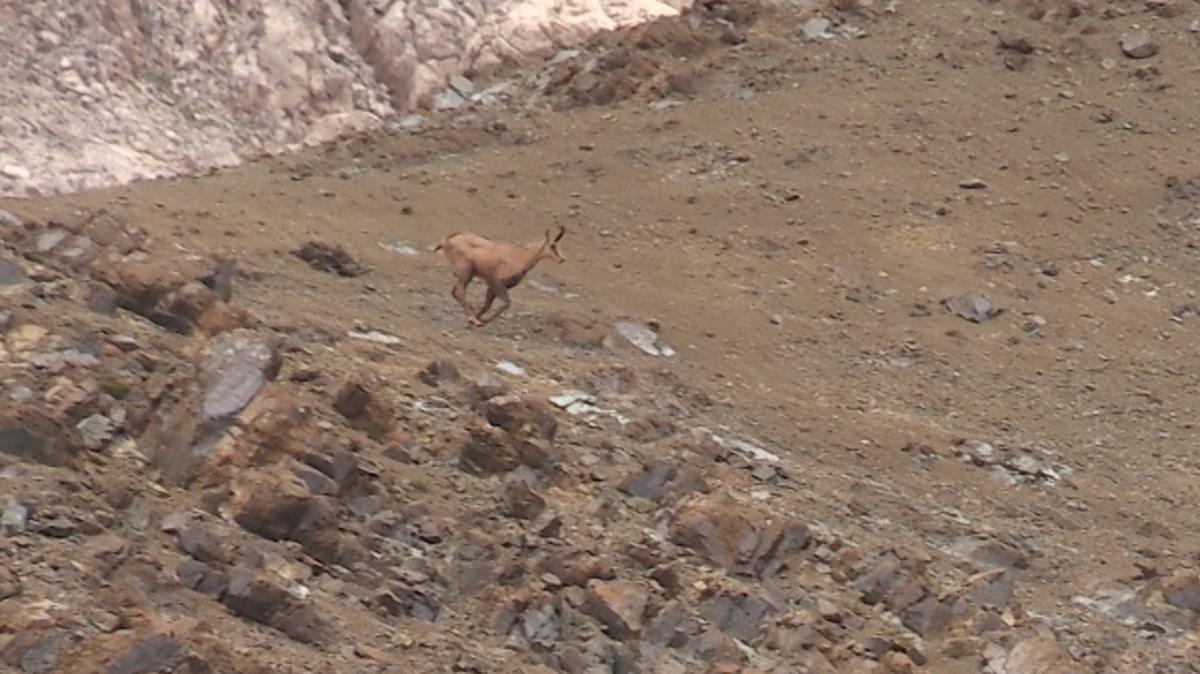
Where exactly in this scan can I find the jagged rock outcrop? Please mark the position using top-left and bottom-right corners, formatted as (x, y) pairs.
(0, 0), (690, 198)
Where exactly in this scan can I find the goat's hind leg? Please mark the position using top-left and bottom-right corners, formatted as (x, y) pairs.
(470, 286), (498, 328)
(476, 286), (511, 326)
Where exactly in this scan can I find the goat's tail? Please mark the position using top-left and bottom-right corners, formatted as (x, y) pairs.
(430, 231), (463, 253)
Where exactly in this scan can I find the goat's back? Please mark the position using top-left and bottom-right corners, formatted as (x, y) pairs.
(444, 232), (493, 249)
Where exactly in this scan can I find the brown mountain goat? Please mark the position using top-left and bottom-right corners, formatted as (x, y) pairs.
(433, 226), (566, 327)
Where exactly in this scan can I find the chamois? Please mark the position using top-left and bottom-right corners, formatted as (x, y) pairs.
(432, 226), (566, 327)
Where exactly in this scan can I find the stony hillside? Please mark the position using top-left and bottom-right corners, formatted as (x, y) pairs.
(3, 1), (1200, 673)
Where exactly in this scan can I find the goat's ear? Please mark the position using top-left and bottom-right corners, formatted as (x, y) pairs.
(554, 226), (566, 242)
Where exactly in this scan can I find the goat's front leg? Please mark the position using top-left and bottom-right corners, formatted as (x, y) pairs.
(476, 287), (511, 326)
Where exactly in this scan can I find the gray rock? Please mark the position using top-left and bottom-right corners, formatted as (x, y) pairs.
(85, 282), (119, 315)
(399, 114), (426, 129)
(619, 462), (705, 503)
(1, 164), (30, 180)
(502, 467), (546, 520)
(419, 359), (460, 386)
(521, 602), (564, 648)
(368, 583), (440, 622)
(0, 427), (68, 466)
(645, 600), (695, 647)
(1163, 571), (1200, 612)
(76, 414), (115, 450)
(449, 75), (475, 97)
(702, 592), (775, 642)
(57, 235), (96, 266)
(944, 292), (1001, 323)
(2, 500), (29, 532)
(35, 228), (69, 253)
(614, 320), (675, 357)
(0, 257), (27, 285)
(224, 566), (329, 643)
(1120, 30), (1159, 59)
(16, 631), (66, 674)
(104, 633), (187, 674)
(960, 440), (997, 465)
(0, 208), (21, 228)
(969, 571), (1015, 608)
(900, 595), (955, 638)
(199, 330), (281, 422)
(177, 559), (229, 597)
(801, 17), (833, 41)
(433, 89), (466, 111)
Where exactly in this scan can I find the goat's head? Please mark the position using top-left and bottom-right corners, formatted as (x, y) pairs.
(542, 226), (566, 263)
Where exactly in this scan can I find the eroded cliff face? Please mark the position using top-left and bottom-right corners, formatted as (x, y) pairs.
(0, 0), (689, 198)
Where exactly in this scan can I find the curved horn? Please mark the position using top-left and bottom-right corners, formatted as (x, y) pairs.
(554, 225), (566, 242)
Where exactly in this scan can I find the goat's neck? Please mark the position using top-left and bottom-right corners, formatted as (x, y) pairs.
(515, 241), (548, 273)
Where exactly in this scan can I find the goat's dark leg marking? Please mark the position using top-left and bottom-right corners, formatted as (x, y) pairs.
(477, 285), (497, 319)
(479, 286), (512, 325)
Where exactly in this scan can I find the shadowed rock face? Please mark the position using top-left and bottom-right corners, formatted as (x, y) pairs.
(0, 0), (690, 198)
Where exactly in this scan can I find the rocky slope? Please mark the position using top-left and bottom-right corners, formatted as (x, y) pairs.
(0, 0), (689, 199)
(4, 0), (1200, 673)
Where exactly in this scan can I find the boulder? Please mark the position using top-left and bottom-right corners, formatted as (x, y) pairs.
(368, 583), (440, 622)
(333, 375), (395, 439)
(851, 556), (928, 612)
(900, 595), (956, 640)
(102, 633), (187, 674)
(419, 359), (460, 386)
(701, 591), (776, 642)
(1163, 571), (1200, 612)
(542, 551), (616, 587)
(91, 254), (231, 334)
(293, 241), (367, 277)
(481, 394), (558, 441)
(227, 466), (330, 542)
(459, 423), (556, 475)
(199, 331), (282, 423)
(502, 467), (547, 519)
(584, 580), (648, 641)
(223, 566), (328, 644)
(619, 461), (706, 503)
(670, 496), (810, 578)
(177, 559), (230, 598)
(1004, 635), (1081, 674)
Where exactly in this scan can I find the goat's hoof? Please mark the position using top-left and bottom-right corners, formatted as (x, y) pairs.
(468, 318), (485, 328)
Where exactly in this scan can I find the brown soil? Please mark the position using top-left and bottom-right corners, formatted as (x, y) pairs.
(3, 1), (1200, 672)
